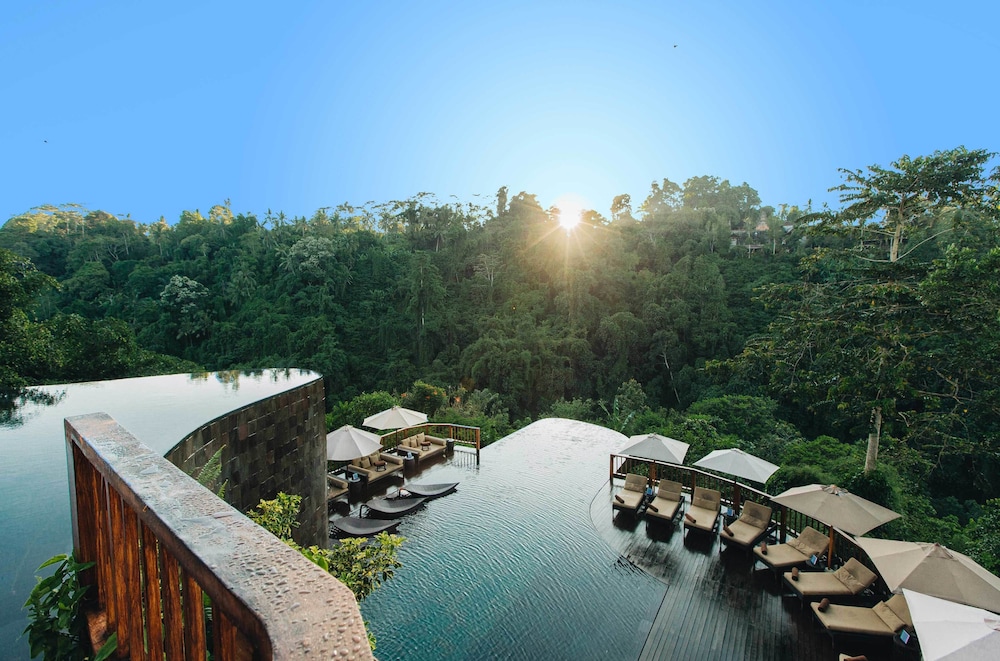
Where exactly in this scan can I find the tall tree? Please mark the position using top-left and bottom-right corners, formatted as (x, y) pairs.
(732, 147), (998, 473)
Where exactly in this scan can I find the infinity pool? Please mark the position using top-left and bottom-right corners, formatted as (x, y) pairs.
(360, 418), (665, 661)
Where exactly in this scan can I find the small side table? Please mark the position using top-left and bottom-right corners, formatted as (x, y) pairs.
(402, 452), (416, 471)
(347, 473), (364, 499)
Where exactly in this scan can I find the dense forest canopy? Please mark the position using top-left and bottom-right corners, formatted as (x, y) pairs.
(3, 147), (999, 569)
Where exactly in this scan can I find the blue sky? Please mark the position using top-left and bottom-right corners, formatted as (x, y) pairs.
(2, 1), (998, 224)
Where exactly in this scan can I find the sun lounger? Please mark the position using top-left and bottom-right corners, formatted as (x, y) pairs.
(613, 473), (647, 515)
(783, 557), (878, 604)
(683, 487), (721, 537)
(330, 516), (400, 538)
(753, 525), (829, 573)
(645, 479), (683, 526)
(811, 594), (912, 649)
(719, 500), (773, 553)
(396, 482), (458, 499)
(363, 496), (428, 519)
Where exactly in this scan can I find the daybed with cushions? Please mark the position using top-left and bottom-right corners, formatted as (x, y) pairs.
(753, 525), (829, 574)
(396, 432), (447, 461)
(811, 593), (912, 649)
(646, 479), (684, 526)
(683, 486), (721, 537)
(783, 557), (878, 605)
(349, 451), (404, 484)
(613, 473), (647, 515)
(719, 500), (774, 553)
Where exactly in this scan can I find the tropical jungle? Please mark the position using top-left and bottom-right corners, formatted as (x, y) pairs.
(3, 146), (999, 571)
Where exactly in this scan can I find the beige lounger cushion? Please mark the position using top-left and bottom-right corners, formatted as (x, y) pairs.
(811, 594), (911, 637)
(613, 473), (647, 511)
(724, 501), (773, 547)
(755, 526), (829, 568)
(787, 526), (829, 557)
(647, 480), (683, 521)
(684, 487), (721, 532)
(785, 558), (878, 597)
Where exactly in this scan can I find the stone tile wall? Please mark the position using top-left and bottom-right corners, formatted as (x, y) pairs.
(165, 376), (327, 547)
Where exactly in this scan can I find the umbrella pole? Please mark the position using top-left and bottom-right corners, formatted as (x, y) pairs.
(827, 528), (835, 568)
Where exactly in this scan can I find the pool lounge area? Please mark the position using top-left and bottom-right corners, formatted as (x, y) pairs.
(356, 418), (839, 661)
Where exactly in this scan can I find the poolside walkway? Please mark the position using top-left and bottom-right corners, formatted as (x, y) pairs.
(591, 483), (843, 661)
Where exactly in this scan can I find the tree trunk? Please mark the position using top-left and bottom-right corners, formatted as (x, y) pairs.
(864, 406), (882, 473)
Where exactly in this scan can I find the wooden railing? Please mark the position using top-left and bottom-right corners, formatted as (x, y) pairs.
(610, 452), (860, 562)
(379, 423), (481, 464)
(66, 412), (374, 661)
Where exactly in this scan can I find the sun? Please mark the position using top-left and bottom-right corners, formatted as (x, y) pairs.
(554, 193), (588, 231)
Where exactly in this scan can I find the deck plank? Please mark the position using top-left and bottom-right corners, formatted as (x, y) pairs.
(592, 482), (846, 661)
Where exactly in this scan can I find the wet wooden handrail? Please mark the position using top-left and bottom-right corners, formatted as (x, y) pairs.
(66, 412), (374, 661)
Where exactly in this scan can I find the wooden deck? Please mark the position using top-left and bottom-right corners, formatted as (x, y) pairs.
(592, 481), (881, 661)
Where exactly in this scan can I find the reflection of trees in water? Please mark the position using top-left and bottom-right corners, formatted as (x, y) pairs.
(0, 388), (67, 428)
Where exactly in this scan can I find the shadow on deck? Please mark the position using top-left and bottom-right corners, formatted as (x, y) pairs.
(591, 481), (851, 661)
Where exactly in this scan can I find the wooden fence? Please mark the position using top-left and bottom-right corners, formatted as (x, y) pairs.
(66, 412), (373, 661)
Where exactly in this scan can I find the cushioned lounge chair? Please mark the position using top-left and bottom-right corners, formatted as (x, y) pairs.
(613, 473), (647, 515)
(783, 557), (878, 604)
(395, 482), (458, 499)
(719, 500), (774, 553)
(645, 479), (683, 526)
(329, 516), (400, 538)
(363, 496), (428, 519)
(811, 593), (912, 649)
(327, 474), (349, 501)
(753, 525), (829, 573)
(683, 486), (721, 537)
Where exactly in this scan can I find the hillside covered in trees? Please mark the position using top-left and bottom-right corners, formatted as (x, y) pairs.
(3, 147), (999, 569)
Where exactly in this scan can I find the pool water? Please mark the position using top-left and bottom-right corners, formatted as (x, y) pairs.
(361, 418), (665, 661)
(0, 369), (318, 659)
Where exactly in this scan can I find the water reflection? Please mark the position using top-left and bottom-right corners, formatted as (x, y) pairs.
(0, 389), (66, 429)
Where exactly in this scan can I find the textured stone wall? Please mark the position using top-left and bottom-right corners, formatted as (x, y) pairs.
(165, 376), (327, 548)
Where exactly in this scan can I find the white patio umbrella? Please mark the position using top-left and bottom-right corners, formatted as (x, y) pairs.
(855, 538), (1000, 612)
(903, 589), (1000, 661)
(362, 406), (428, 430)
(693, 448), (780, 485)
(771, 484), (900, 567)
(326, 425), (383, 461)
(622, 433), (689, 465)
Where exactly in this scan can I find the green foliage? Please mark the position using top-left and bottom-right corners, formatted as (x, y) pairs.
(247, 493), (301, 540)
(432, 387), (512, 445)
(22, 553), (117, 661)
(963, 499), (1000, 574)
(542, 397), (599, 422)
(192, 445), (227, 498)
(247, 493), (403, 651)
(686, 395), (802, 463)
(402, 380), (446, 416)
(327, 391), (399, 431)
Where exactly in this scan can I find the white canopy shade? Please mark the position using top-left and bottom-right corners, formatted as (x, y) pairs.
(855, 538), (1000, 612)
(903, 589), (1000, 661)
(326, 425), (382, 461)
(621, 433), (689, 465)
(693, 448), (780, 484)
(362, 406), (428, 430)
